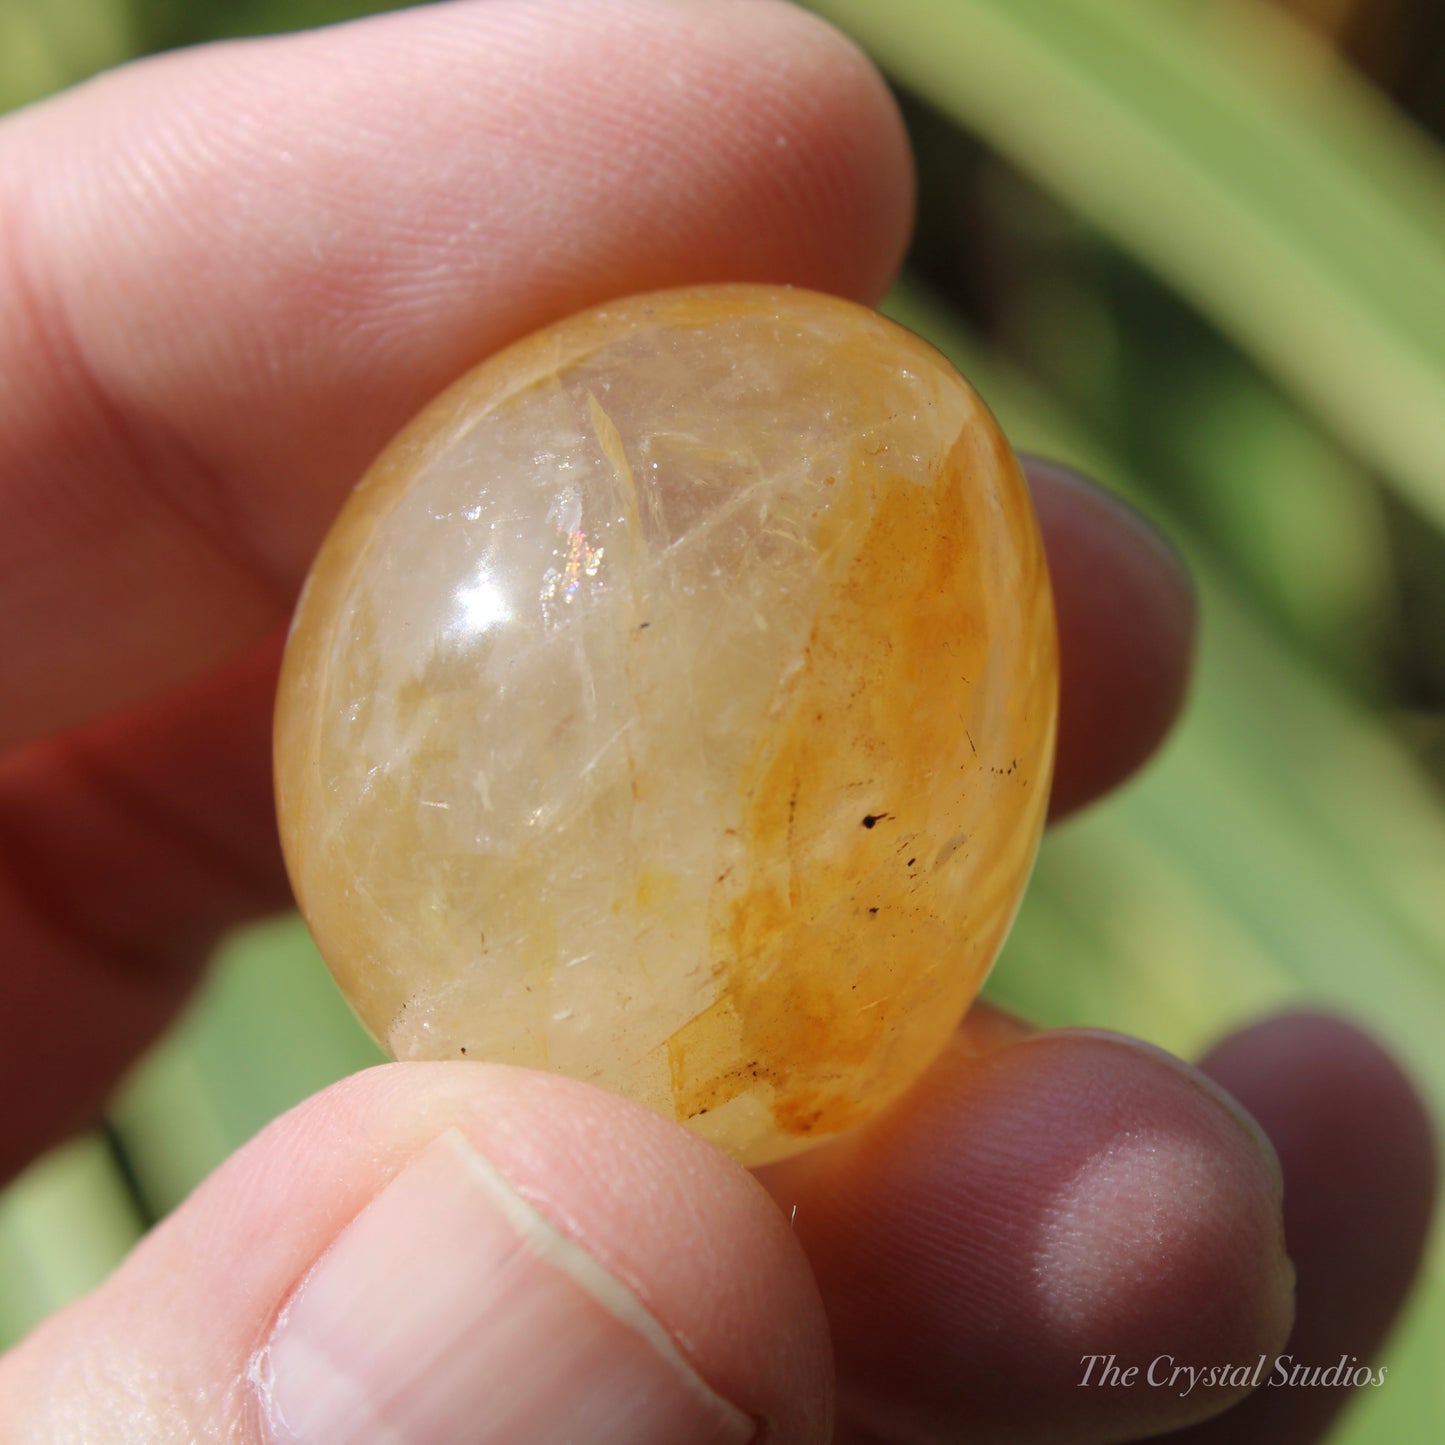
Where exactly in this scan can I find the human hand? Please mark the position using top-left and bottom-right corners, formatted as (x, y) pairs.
(0, 2), (1433, 1440)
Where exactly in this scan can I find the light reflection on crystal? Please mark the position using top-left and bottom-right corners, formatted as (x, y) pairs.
(450, 564), (511, 636)
(540, 531), (605, 615)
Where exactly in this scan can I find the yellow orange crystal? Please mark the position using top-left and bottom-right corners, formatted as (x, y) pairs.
(275, 285), (1057, 1164)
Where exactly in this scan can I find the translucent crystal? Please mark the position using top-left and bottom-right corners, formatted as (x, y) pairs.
(275, 285), (1058, 1164)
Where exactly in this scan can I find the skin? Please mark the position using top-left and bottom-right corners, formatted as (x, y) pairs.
(0, 2), (1434, 1440)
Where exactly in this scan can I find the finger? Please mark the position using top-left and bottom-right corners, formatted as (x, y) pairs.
(0, 0), (912, 751)
(759, 1027), (1293, 1444)
(0, 455), (1194, 1182)
(0, 462), (1192, 1187)
(0, 635), (288, 1184)
(0, 1063), (832, 1443)
(1160, 1011), (1437, 1444)
(1023, 458), (1197, 822)
(0, 0), (910, 1179)
(0, 456), (1193, 1190)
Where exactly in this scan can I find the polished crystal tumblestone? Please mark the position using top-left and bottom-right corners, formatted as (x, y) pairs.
(275, 285), (1058, 1164)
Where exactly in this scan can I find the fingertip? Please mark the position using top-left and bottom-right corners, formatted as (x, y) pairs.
(714, 0), (916, 303)
(1201, 1010), (1437, 1298)
(1174, 1010), (1438, 1443)
(764, 1029), (1292, 1443)
(1022, 458), (1197, 821)
(1200, 1011), (1437, 1210)
(1, 0), (917, 747)
(2, 1065), (832, 1443)
(1023, 1032), (1293, 1369)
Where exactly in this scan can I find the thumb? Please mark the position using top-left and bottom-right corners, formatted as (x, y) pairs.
(0, 1063), (830, 1443)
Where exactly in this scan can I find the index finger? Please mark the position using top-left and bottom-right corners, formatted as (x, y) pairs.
(0, 0), (912, 751)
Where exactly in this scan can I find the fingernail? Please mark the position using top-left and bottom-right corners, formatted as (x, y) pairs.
(253, 1128), (754, 1445)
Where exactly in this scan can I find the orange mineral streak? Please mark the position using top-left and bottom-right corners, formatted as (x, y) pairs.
(275, 283), (1057, 1166)
(667, 425), (1054, 1140)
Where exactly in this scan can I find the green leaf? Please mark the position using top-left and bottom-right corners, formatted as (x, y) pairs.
(0, 0), (134, 112)
(109, 915), (383, 1219)
(808, 0), (1445, 530)
(0, 1136), (143, 1347)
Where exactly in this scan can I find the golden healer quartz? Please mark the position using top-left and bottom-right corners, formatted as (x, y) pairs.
(275, 285), (1058, 1165)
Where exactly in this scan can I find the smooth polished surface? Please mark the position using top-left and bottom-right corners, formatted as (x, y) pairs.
(275, 285), (1057, 1164)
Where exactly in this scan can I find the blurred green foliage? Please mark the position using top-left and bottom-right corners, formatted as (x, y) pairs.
(1, 0), (1442, 1438)
(0, 0), (131, 107)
